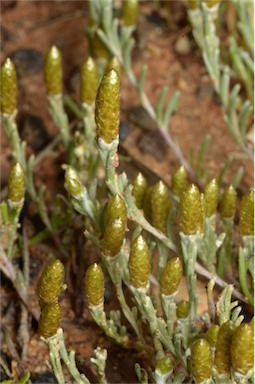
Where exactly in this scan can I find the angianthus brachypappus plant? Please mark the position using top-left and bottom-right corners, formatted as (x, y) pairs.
(0, 1), (254, 383)
(59, 62), (254, 382)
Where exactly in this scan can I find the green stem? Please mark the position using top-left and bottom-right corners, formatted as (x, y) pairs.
(238, 249), (254, 306)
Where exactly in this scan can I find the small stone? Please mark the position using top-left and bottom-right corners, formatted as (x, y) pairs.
(174, 35), (191, 55)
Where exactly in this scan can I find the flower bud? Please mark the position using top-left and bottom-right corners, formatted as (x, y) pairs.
(44, 46), (63, 95)
(8, 163), (25, 203)
(122, 0), (139, 27)
(95, 69), (120, 144)
(155, 356), (173, 376)
(151, 181), (171, 234)
(230, 323), (254, 376)
(132, 172), (148, 209)
(103, 218), (126, 257)
(239, 189), (254, 236)
(179, 184), (204, 235)
(84, 263), (104, 307)
(1, 58), (17, 115)
(171, 166), (187, 197)
(214, 321), (235, 375)
(104, 194), (127, 229)
(64, 166), (83, 197)
(206, 324), (220, 348)
(191, 339), (213, 383)
(129, 235), (150, 289)
(36, 259), (64, 308)
(106, 57), (122, 82)
(176, 300), (190, 318)
(38, 301), (62, 339)
(80, 57), (98, 105)
(219, 185), (237, 219)
(160, 257), (183, 296)
(204, 179), (219, 217)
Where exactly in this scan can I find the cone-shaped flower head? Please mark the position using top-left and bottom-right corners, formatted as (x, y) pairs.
(36, 259), (64, 308)
(38, 301), (62, 339)
(80, 57), (98, 105)
(214, 320), (235, 375)
(88, 25), (110, 60)
(230, 323), (254, 376)
(160, 257), (183, 296)
(106, 57), (122, 82)
(64, 166), (83, 197)
(1, 58), (17, 115)
(104, 194), (127, 229)
(191, 338), (213, 383)
(103, 218), (126, 257)
(204, 179), (219, 217)
(219, 185), (237, 219)
(122, 0), (139, 27)
(188, 0), (198, 9)
(239, 189), (254, 236)
(44, 46), (63, 95)
(95, 69), (120, 144)
(176, 300), (190, 318)
(179, 184), (204, 235)
(155, 356), (173, 376)
(202, 0), (220, 7)
(84, 263), (104, 307)
(206, 325), (220, 348)
(151, 181), (171, 234)
(8, 163), (25, 203)
(132, 172), (148, 209)
(129, 235), (150, 289)
(171, 165), (187, 197)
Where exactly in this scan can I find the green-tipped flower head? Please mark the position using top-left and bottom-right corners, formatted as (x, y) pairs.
(151, 181), (171, 234)
(95, 69), (120, 144)
(80, 57), (98, 105)
(155, 357), (173, 376)
(179, 184), (204, 235)
(106, 57), (122, 82)
(188, 0), (198, 9)
(104, 194), (127, 228)
(8, 163), (25, 203)
(84, 263), (104, 307)
(44, 46), (63, 95)
(204, 179), (219, 217)
(206, 325), (220, 348)
(129, 235), (150, 289)
(219, 185), (237, 219)
(191, 339), (213, 383)
(103, 218), (126, 257)
(214, 321), (235, 375)
(88, 26), (110, 60)
(38, 301), (62, 339)
(64, 166), (83, 197)
(239, 189), (254, 236)
(122, 0), (139, 27)
(36, 259), (64, 308)
(176, 300), (190, 318)
(160, 257), (183, 296)
(230, 323), (254, 376)
(202, 0), (220, 8)
(132, 172), (148, 209)
(171, 166), (187, 197)
(1, 58), (17, 115)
